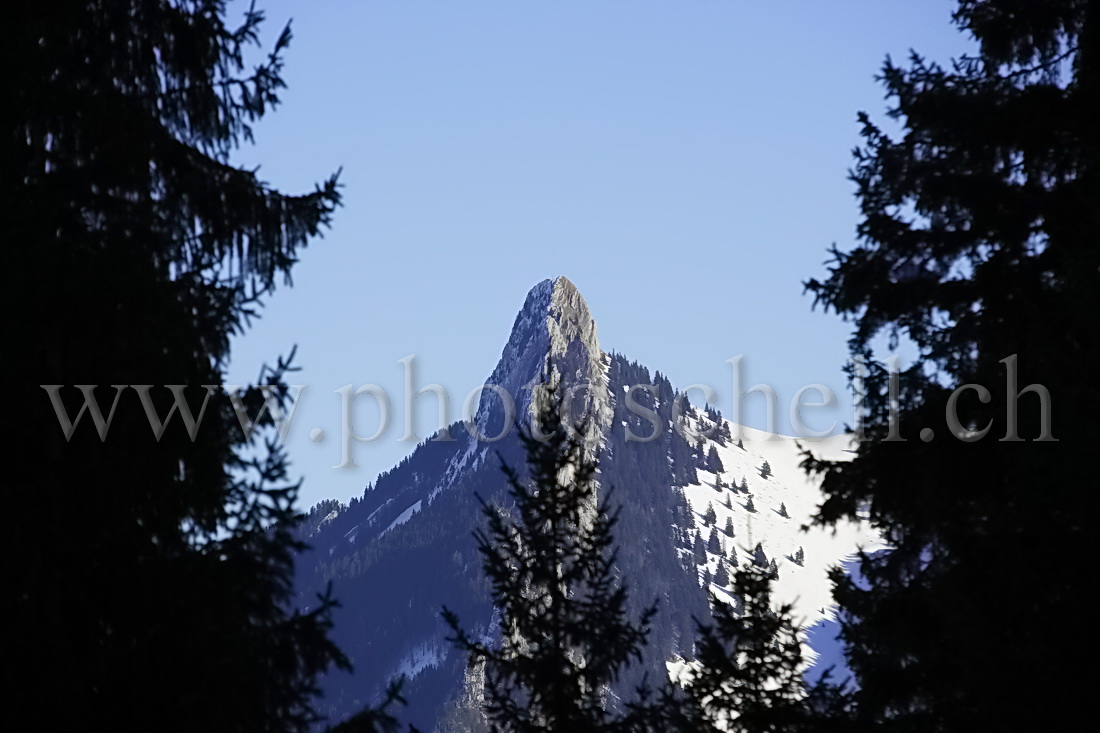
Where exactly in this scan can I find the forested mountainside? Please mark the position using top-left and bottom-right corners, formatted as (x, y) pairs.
(294, 278), (877, 731)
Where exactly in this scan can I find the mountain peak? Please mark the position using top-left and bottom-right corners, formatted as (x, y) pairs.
(548, 276), (598, 359)
(552, 274), (580, 300)
(474, 277), (607, 437)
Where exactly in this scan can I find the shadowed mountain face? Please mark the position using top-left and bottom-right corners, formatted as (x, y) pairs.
(295, 277), (876, 731)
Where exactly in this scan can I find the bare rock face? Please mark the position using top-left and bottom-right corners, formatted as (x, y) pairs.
(474, 276), (611, 448)
(547, 275), (598, 361)
(547, 276), (612, 451)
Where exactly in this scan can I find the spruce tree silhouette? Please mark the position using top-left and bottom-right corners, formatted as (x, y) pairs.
(803, 1), (1096, 728)
(707, 445), (724, 473)
(4, 2), (395, 731)
(443, 379), (684, 732)
(686, 560), (806, 733)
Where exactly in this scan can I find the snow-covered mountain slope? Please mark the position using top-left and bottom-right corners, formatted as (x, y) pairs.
(671, 419), (882, 668)
(295, 277), (880, 731)
(683, 424), (879, 619)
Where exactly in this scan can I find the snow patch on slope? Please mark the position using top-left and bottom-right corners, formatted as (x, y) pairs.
(383, 500), (423, 535)
(429, 436), (485, 504)
(677, 419), (884, 667)
(394, 640), (447, 681)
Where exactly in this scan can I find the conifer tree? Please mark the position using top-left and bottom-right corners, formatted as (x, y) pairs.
(686, 561), (806, 732)
(713, 559), (730, 587)
(751, 544), (767, 569)
(759, 461), (772, 479)
(674, 487), (696, 531)
(694, 532), (709, 567)
(707, 445), (724, 473)
(803, 1), (1096, 727)
(778, 502), (789, 518)
(745, 495), (756, 513)
(443, 383), (658, 732)
(5, 2), (375, 729)
(703, 502), (718, 526)
(707, 526), (722, 555)
(724, 516), (735, 537)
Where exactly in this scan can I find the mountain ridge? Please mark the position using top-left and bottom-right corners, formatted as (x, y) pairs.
(295, 278), (879, 731)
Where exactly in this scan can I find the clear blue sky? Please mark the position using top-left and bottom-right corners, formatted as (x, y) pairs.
(227, 0), (974, 510)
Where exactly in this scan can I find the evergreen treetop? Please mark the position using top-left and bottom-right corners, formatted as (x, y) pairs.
(703, 502), (718, 526)
(8, 2), (359, 729)
(802, 1), (1096, 727)
(686, 561), (806, 732)
(694, 532), (709, 566)
(713, 560), (730, 587)
(707, 445), (724, 473)
(707, 526), (722, 555)
(443, 381), (658, 732)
